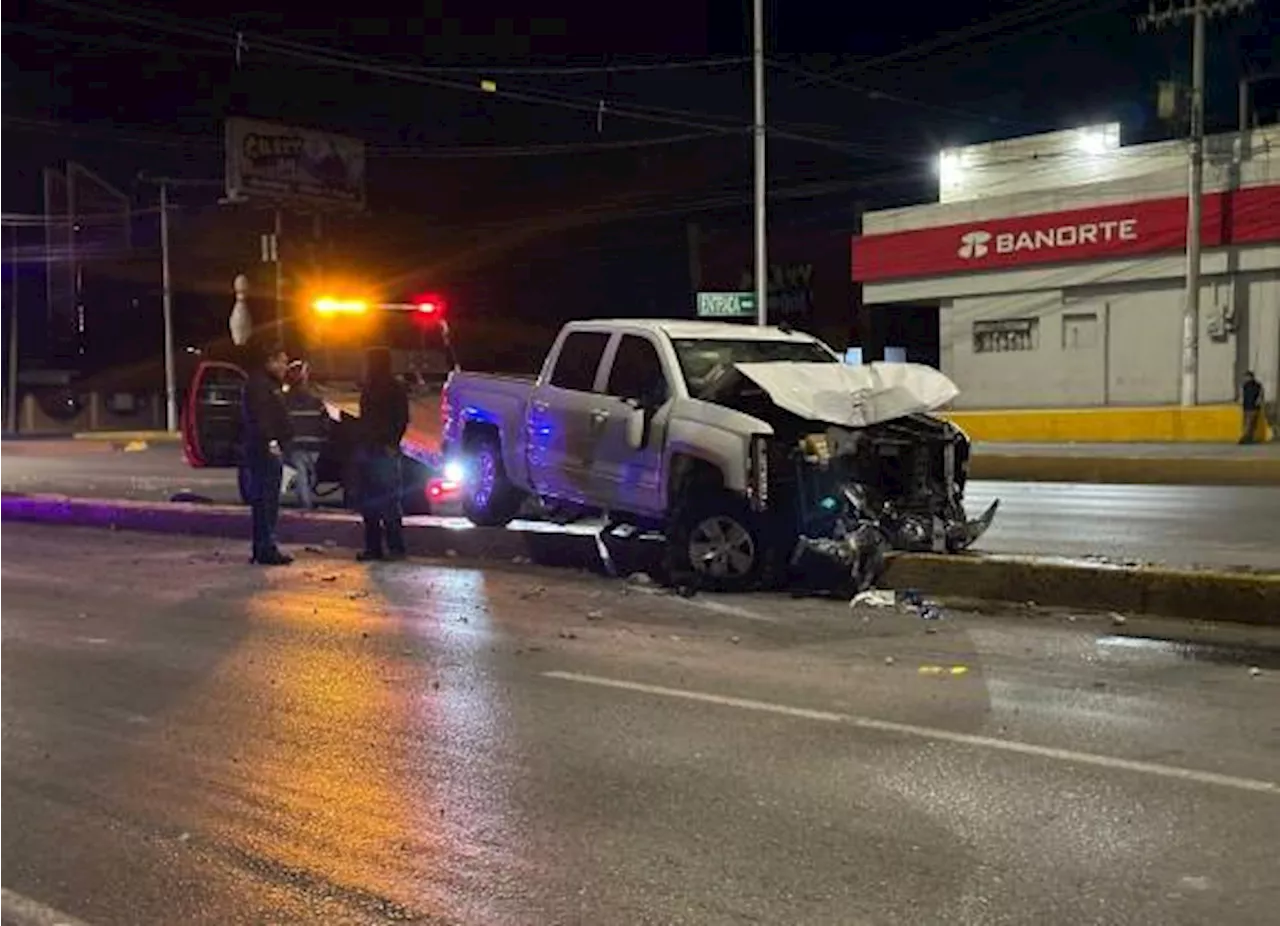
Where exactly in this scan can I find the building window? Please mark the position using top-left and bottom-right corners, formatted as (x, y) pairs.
(1062, 312), (1099, 350)
(973, 318), (1039, 354)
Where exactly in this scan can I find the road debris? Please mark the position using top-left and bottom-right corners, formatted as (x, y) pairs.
(559, 630), (578, 640)
(586, 609), (605, 621)
(1110, 612), (1128, 627)
(519, 585), (547, 600)
(884, 656), (896, 666)
(320, 574), (339, 583)
(851, 589), (896, 608)
(1249, 666), (1263, 678)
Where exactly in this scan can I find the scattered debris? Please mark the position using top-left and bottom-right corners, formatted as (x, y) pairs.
(323, 539), (337, 548)
(519, 585), (547, 600)
(445, 549), (458, 558)
(919, 664), (966, 677)
(169, 491), (213, 504)
(586, 609), (605, 621)
(1110, 612), (1128, 627)
(851, 589), (896, 609)
(559, 630), (578, 640)
(361, 631), (369, 639)
(346, 590), (370, 600)
(511, 555), (531, 565)
(178, 832), (191, 842)
(432, 680), (441, 690)
(730, 635), (741, 645)
(1249, 666), (1263, 678)
(320, 574), (339, 583)
(1066, 614), (1078, 623)
(884, 656), (896, 666)
(626, 572), (655, 587)
(304, 545), (325, 554)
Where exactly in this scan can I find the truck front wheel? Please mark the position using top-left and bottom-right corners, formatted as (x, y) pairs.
(667, 491), (766, 592)
(462, 433), (524, 527)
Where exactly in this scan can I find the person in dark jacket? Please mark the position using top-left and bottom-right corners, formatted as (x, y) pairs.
(356, 347), (409, 561)
(1240, 371), (1266, 444)
(283, 360), (329, 509)
(242, 347), (294, 565)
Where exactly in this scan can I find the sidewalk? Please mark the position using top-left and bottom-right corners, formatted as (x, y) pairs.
(971, 441), (1280, 486)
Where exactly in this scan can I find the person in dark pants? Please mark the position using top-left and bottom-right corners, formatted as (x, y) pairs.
(1240, 371), (1265, 444)
(356, 347), (410, 561)
(242, 347), (294, 565)
(283, 360), (329, 509)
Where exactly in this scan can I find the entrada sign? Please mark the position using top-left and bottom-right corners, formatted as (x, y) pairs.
(696, 291), (756, 318)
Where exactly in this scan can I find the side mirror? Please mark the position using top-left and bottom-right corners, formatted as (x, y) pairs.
(625, 405), (647, 450)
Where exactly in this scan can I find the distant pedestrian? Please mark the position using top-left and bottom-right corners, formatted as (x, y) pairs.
(284, 360), (329, 509)
(356, 347), (409, 561)
(242, 346), (294, 565)
(1240, 371), (1266, 444)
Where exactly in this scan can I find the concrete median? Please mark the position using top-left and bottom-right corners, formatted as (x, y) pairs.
(3, 492), (1276, 625)
(969, 452), (1280, 486)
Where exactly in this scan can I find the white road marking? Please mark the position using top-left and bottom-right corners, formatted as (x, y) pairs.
(0, 888), (94, 926)
(544, 671), (1280, 796)
(626, 585), (781, 623)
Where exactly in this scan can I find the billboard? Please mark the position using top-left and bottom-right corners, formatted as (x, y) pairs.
(225, 118), (365, 212)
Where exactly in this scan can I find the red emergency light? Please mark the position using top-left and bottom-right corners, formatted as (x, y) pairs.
(413, 293), (446, 317)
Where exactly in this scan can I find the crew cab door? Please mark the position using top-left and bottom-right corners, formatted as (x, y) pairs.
(525, 329), (612, 504)
(591, 333), (673, 517)
(181, 361), (247, 468)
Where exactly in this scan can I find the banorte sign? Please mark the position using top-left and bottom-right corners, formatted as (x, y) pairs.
(852, 185), (1280, 282)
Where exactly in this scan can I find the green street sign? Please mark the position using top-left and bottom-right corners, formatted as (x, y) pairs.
(696, 291), (757, 318)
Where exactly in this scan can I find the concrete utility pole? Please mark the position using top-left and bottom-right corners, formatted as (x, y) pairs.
(1138, 0), (1256, 407)
(752, 0), (768, 327)
(138, 174), (222, 432)
(7, 225), (19, 433)
(158, 181), (177, 433)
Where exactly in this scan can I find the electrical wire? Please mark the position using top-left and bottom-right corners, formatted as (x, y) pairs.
(787, 0), (1123, 88)
(31, 0), (885, 158)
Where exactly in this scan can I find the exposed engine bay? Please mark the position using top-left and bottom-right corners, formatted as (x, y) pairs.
(701, 363), (999, 593)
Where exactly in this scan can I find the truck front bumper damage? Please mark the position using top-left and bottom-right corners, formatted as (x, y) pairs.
(762, 417), (1000, 595)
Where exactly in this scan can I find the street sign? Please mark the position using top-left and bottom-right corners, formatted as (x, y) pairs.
(696, 291), (756, 318)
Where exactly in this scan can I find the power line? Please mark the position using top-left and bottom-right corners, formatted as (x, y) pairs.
(766, 59), (1026, 129)
(787, 0), (1119, 89)
(32, 0), (884, 158)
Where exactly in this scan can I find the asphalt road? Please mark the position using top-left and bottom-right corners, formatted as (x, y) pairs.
(4, 523), (1279, 925)
(4, 441), (1280, 570)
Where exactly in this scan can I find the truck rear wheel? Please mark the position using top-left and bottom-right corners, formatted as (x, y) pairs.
(668, 490), (766, 592)
(462, 433), (524, 527)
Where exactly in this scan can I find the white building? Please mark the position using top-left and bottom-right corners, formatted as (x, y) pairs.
(852, 123), (1280, 413)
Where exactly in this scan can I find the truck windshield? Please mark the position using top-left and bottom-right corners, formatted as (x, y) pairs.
(672, 337), (837, 394)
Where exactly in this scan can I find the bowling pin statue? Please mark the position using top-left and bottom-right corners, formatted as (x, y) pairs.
(229, 273), (253, 346)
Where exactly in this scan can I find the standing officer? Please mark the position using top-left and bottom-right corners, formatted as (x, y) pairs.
(356, 347), (410, 561)
(242, 346), (294, 565)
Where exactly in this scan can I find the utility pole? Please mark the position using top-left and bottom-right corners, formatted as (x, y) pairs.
(138, 174), (222, 432)
(273, 208), (285, 350)
(1139, 0), (1256, 406)
(752, 0), (767, 327)
(7, 225), (19, 433)
(158, 181), (177, 433)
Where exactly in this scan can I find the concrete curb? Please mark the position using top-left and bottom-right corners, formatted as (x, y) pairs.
(883, 554), (1280, 626)
(4, 493), (1277, 624)
(968, 453), (1280, 486)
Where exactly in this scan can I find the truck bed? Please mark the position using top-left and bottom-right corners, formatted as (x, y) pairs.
(316, 381), (445, 461)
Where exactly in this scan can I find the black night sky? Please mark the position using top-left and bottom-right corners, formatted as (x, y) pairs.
(3, 0), (1277, 380)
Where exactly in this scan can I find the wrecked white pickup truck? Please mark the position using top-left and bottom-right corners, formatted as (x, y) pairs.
(441, 319), (997, 591)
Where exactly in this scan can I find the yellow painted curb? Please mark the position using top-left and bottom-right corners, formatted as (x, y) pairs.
(72, 431), (181, 443)
(947, 404), (1273, 444)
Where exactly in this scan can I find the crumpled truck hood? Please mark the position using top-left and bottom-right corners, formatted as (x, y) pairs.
(732, 361), (960, 428)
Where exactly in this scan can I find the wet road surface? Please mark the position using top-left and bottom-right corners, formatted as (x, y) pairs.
(4, 441), (1280, 570)
(4, 523), (1279, 925)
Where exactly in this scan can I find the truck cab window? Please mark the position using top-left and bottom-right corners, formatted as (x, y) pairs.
(549, 331), (610, 392)
(607, 335), (669, 404)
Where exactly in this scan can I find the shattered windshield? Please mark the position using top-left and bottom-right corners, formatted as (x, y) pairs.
(672, 337), (838, 395)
